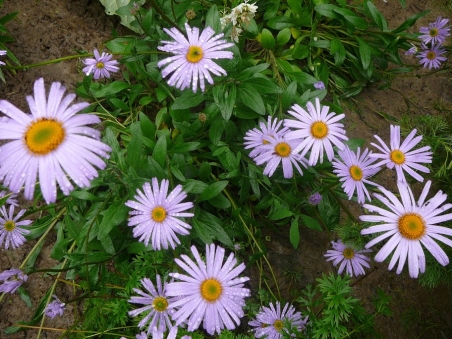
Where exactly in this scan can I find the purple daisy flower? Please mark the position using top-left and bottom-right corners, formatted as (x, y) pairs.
(45, 295), (66, 319)
(332, 146), (380, 204)
(158, 23), (234, 92)
(128, 275), (174, 335)
(244, 116), (285, 158)
(370, 125), (432, 183)
(0, 190), (19, 207)
(419, 17), (450, 45)
(125, 178), (194, 250)
(166, 244), (250, 335)
(0, 205), (31, 249)
(417, 43), (447, 70)
(361, 181), (452, 278)
(284, 98), (348, 166)
(0, 78), (112, 204)
(82, 49), (120, 80)
(324, 239), (372, 277)
(313, 80), (325, 90)
(308, 192), (322, 205)
(0, 50), (6, 66)
(249, 301), (309, 339)
(0, 268), (27, 294)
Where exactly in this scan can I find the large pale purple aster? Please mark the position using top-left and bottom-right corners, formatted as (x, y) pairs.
(419, 17), (450, 45)
(0, 268), (27, 294)
(324, 239), (372, 277)
(0, 78), (111, 204)
(166, 244), (250, 335)
(417, 43), (447, 70)
(0, 205), (31, 249)
(82, 49), (120, 79)
(361, 181), (452, 278)
(125, 178), (194, 250)
(249, 301), (308, 339)
(244, 116), (285, 158)
(128, 275), (174, 335)
(284, 98), (348, 166)
(370, 125), (432, 183)
(158, 23), (234, 92)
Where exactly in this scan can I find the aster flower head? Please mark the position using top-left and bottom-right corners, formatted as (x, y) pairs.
(284, 98), (348, 166)
(0, 50), (6, 66)
(249, 301), (308, 339)
(313, 80), (325, 90)
(324, 239), (372, 277)
(0, 268), (27, 294)
(129, 275), (173, 335)
(0, 205), (31, 249)
(404, 43), (418, 56)
(361, 181), (452, 278)
(253, 134), (308, 179)
(0, 190), (19, 207)
(0, 78), (112, 204)
(45, 295), (66, 319)
(157, 23), (234, 92)
(417, 43), (447, 70)
(166, 244), (251, 335)
(244, 116), (285, 158)
(419, 17), (450, 45)
(125, 178), (194, 250)
(308, 192), (322, 205)
(370, 125), (432, 183)
(332, 146), (381, 204)
(82, 49), (120, 80)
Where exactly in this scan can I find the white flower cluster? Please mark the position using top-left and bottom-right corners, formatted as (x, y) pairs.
(220, 0), (258, 42)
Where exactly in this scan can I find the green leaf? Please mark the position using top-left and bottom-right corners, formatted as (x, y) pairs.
(364, 0), (388, 31)
(333, 7), (368, 29)
(127, 122), (143, 169)
(392, 10), (429, 34)
(261, 28), (275, 50)
(276, 28), (291, 46)
(197, 181), (229, 202)
(314, 4), (339, 19)
(290, 218), (300, 249)
(209, 120), (224, 145)
(345, 138), (366, 151)
(205, 5), (221, 32)
(213, 84), (237, 121)
(300, 214), (322, 231)
(97, 198), (129, 240)
(309, 39), (331, 48)
(236, 63), (270, 81)
(243, 77), (282, 94)
(152, 133), (167, 167)
(238, 84), (265, 114)
(267, 16), (295, 30)
(269, 209), (293, 221)
(170, 142), (201, 153)
(139, 112), (156, 138)
(172, 91), (204, 110)
(292, 45), (309, 60)
(93, 81), (129, 98)
(357, 38), (371, 70)
(330, 38), (346, 66)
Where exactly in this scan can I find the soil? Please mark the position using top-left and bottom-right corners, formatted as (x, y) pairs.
(0, 0), (452, 339)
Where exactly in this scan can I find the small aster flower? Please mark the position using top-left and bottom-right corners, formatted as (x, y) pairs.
(308, 192), (322, 205)
(158, 23), (234, 92)
(370, 125), (432, 183)
(404, 43), (418, 56)
(0, 190), (19, 207)
(284, 98), (348, 166)
(253, 135), (308, 179)
(82, 49), (120, 80)
(332, 146), (380, 204)
(0, 205), (31, 249)
(324, 240), (371, 277)
(361, 181), (452, 278)
(419, 17), (450, 45)
(125, 178), (194, 250)
(313, 80), (325, 90)
(0, 268), (27, 294)
(249, 302), (308, 339)
(244, 116), (285, 158)
(166, 244), (251, 335)
(0, 50), (6, 66)
(0, 78), (112, 204)
(417, 43), (447, 70)
(128, 275), (174, 335)
(45, 295), (66, 319)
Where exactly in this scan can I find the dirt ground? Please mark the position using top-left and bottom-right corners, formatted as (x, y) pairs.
(0, 0), (452, 338)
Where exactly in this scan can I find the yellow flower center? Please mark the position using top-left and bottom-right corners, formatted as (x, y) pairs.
(151, 206), (167, 222)
(430, 28), (439, 37)
(273, 319), (284, 331)
(186, 46), (204, 63)
(390, 149), (405, 165)
(426, 51), (436, 60)
(343, 248), (355, 259)
(4, 220), (16, 232)
(24, 119), (65, 155)
(398, 213), (426, 240)
(349, 165), (363, 181)
(96, 62), (105, 69)
(274, 142), (291, 157)
(200, 278), (222, 302)
(310, 121), (328, 139)
(152, 296), (169, 312)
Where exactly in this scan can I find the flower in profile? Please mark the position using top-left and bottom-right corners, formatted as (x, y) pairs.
(166, 244), (251, 335)
(125, 178), (193, 250)
(370, 125), (432, 183)
(0, 205), (31, 249)
(308, 192), (322, 205)
(404, 43), (418, 56)
(417, 43), (447, 69)
(0, 78), (112, 204)
(0, 50), (6, 66)
(128, 275), (174, 335)
(284, 98), (348, 166)
(332, 146), (380, 204)
(45, 295), (66, 319)
(313, 80), (325, 90)
(244, 116), (285, 158)
(419, 17), (450, 45)
(361, 181), (452, 278)
(324, 240), (371, 277)
(0, 268), (27, 294)
(82, 49), (120, 80)
(249, 302), (308, 338)
(0, 190), (18, 207)
(158, 23), (234, 92)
